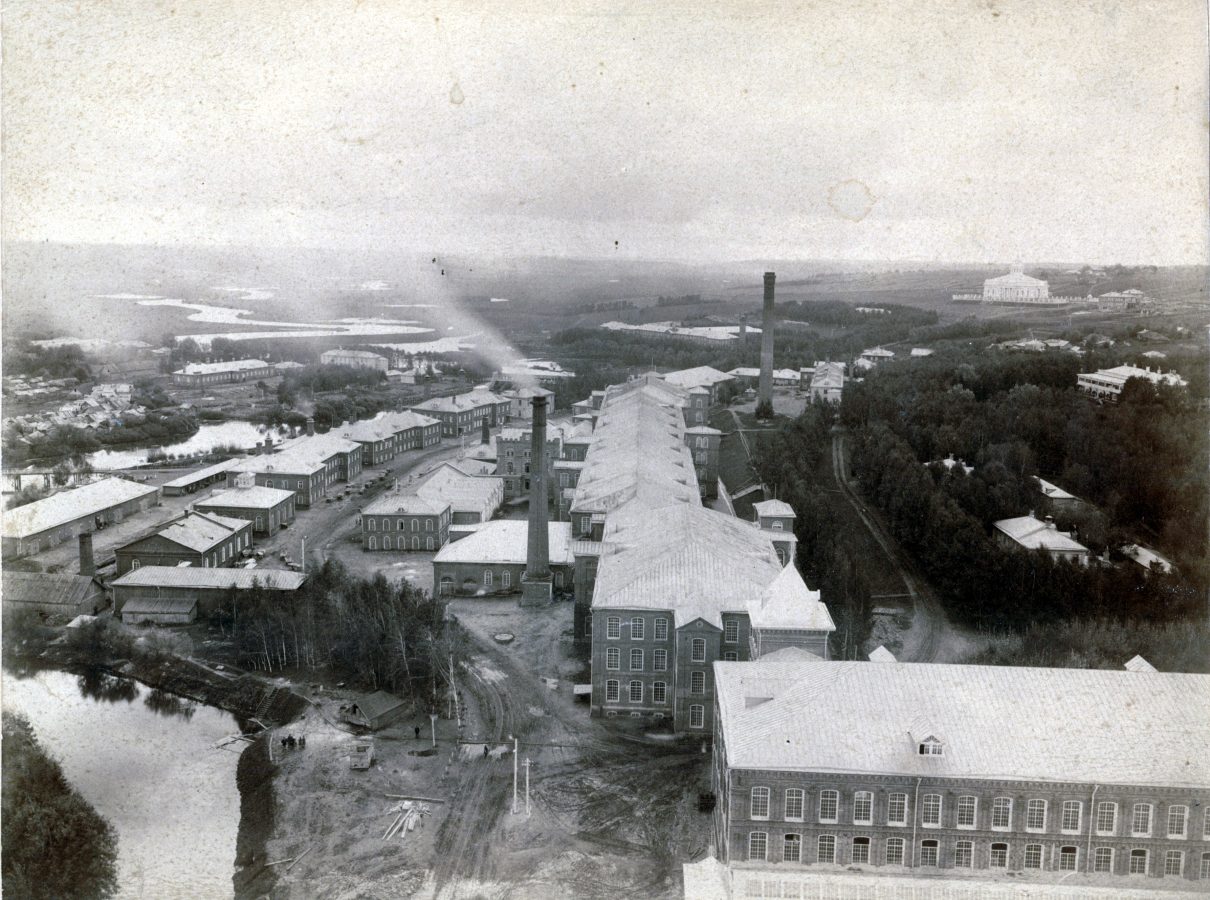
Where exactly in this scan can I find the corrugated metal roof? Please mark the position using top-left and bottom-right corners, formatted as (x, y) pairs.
(196, 486), (295, 509)
(111, 566), (306, 590)
(2, 478), (160, 539)
(715, 658), (1210, 787)
(2, 571), (105, 607)
(433, 521), (573, 566)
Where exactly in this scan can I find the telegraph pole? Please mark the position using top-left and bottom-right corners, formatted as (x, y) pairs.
(524, 758), (532, 815)
(512, 736), (519, 814)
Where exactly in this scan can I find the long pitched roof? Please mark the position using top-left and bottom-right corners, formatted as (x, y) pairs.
(715, 658), (1210, 788)
(174, 359), (269, 375)
(196, 486), (295, 509)
(661, 366), (735, 389)
(136, 512), (248, 553)
(993, 515), (1089, 553)
(111, 566), (306, 590)
(2, 571), (105, 607)
(591, 502), (827, 630)
(432, 520), (573, 566)
(415, 464), (502, 515)
(2, 478), (159, 539)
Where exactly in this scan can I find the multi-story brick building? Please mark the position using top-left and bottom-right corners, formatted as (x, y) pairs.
(375, 410), (442, 451)
(227, 456), (328, 507)
(115, 511), (252, 574)
(338, 419), (399, 466)
(194, 484), (296, 537)
(320, 348), (388, 371)
(171, 359), (273, 387)
(410, 390), (511, 437)
(361, 495), (450, 551)
(712, 654), (1210, 890)
(495, 425), (563, 501)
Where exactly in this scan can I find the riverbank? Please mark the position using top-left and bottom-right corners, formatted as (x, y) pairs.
(234, 735), (279, 899)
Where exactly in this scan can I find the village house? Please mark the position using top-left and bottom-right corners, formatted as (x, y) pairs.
(2, 477), (161, 559)
(992, 514), (1091, 565)
(710, 654), (1210, 890)
(114, 511), (253, 574)
(111, 565), (307, 619)
(194, 483), (297, 537)
(171, 358), (274, 387)
(341, 691), (407, 731)
(807, 362), (845, 404)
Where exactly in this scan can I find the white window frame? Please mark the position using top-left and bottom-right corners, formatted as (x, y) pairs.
(1026, 799), (1047, 833)
(956, 796), (977, 829)
(887, 793), (908, 826)
(991, 796), (1013, 830)
(690, 638), (706, 662)
(1132, 803), (1153, 837)
(747, 831), (767, 861)
(1024, 844), (1043, 870)
(817, 835), (836, 864)
(1164, 850), (1183, 876)
(782, 833), (802, 863)
(690, 671), (705, 694)
(851, 837), (871, 865)
(919, 840), (939, 867)
(654, 618), (668, 641)
(630, 617), (645, 640)
(784, 788), (804, 822)
(818, 790), (839, 824)
(1167, 805), (1188, 839)
(606, 647), (620, 670)
(1058, 845), (1079, 871)
(1129, 848), (1148, 875)
(628, 680), (643, 703)
(853, 791), (873, 825)
(605, 679), (619, 702)
(501, 569), (510, 587)
(606, 616), (621, 639)
(1093, 847), (1114, 873)
(483, 569), (493, 587)
(630, 648), (643, 671)
(1199, 851), (1210, 879)
(1096, 801), (1117, 835)
(750, 787), (770, 820)
(653, 649), (668, 672)
(884, 837), (905, 866)
(652, 681), (667, 704)
(724, 619), (739, 643)
(954, 840), (974, 868)
(689, 704), (704, 729)
(1062, 800), (1082, 834)
(921, 794), (942, 828)
(990, 842), (1009, 868)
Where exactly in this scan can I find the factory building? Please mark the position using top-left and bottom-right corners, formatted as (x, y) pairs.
(171, 359), (274, 387)
(2, 478), (161, 559)
(114, 511), (253, 575)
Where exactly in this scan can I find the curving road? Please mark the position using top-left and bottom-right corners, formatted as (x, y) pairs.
(830, 431), (947, 662)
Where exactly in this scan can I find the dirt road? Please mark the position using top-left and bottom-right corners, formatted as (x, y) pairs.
(830, 431), (954, 662)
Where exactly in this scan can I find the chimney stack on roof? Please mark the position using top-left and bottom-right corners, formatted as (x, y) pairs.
(759, 272), (776, 408)
(78, 532), (95, 577)
(306, 417), (316, 437)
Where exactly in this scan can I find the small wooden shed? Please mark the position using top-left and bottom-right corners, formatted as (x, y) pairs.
(342, 691), (407, 731)
(119, 596), (198, 626)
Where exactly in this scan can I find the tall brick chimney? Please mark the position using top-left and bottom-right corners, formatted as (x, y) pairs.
(758, 272), (776, 408)
(79, 532), (95, 577)
(520, 396), (553, 606)
(305, 417), (316, 437)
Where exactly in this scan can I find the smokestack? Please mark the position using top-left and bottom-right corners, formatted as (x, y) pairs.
(79, 532), (95, 577)
(481, 419), (490, 445)
(306, 417), (315, 437)
(521, 396), (553, 606)
(758, 272), (776, 408)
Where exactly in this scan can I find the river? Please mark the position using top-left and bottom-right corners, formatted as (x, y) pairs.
(3, 668), (243, 899)
(87, 420), (273, 469)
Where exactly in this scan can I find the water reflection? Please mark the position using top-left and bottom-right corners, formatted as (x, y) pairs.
(143, 687), (196, 721)
(77, 668), (139, 705)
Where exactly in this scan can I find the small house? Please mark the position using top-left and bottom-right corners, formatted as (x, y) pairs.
(342, 691), (407, 731)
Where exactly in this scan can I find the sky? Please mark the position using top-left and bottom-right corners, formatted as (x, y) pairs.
(3, 0), (1208, 265)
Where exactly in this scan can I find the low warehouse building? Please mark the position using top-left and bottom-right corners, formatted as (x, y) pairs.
(111, 566), (307, 618)
(161, 459), (239, 496)
(432, 519), (573, 597)
(120, 596), (198, 626)
(194, 485), (296, 537)
(2, 477), (161, 559)
(114, 511), (253, 575)
(2, 571), (109, 618)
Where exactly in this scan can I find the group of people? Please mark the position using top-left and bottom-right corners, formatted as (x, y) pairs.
(280, 733), (306, 750)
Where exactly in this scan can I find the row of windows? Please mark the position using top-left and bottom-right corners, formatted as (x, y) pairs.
(601, 681), (706, 727)
(366, 518), (438, 531)
(746, 833), (1210, 877)
(747, 788), (1206, 838)
(366, 535), (436, 550)
(605, 616), (670, 641)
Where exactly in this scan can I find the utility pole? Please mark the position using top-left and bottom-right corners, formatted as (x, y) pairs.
(524, 758), (531, 815)
(300, 535), (306, 575)
(449, 652), (461, 728)
(512, 736), (519, 815)
(430, 712), (438, 748)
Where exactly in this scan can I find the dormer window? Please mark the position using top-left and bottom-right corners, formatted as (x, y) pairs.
(918, 737), (944, 756)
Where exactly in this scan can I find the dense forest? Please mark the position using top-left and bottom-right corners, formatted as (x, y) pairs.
(209, 560), (457, 698)
(2, 712), (119, 900)
(2, 341), (92, 382)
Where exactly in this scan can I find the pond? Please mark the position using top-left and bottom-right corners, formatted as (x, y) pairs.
(87, 420), (271, 469)
(2, 668), (243, 899)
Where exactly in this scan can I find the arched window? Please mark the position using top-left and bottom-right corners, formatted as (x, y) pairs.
(426, 536), (434, 551)
(382, 536), (391, 550)
(919, 840), (939, 867)
(853, 791), (873, 825)
(1059, 846), (1079, 871)
(851, 837), (870, 864)
(131, 559), (141, 570)
(750, 787), (770, 819)
(990, 842), (1009, 868)
(368, 536), (377, 550)
(817, 835), (836, 864)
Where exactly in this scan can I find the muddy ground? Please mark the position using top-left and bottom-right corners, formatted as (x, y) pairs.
(258, 599), (712, 899)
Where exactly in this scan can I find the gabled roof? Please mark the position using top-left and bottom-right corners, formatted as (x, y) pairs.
(174, 359), (269, 375)
(162, 459), (240, 490)
(747, 563), (834, 631)
(2, 571), (105, 608)
(374, 410), (440, 433)
(362, 492), (449, 516)
(129, 511), (247, 554)
(120, 596), (198, 616)
(2, 478), (160, 539)
(661, 366), (735, 390)
(352, 690), (406, 720)
(415, 464), (502, 516)
(993, 515), (1089, 554)
(753, 499), (795, 518)
(714, 658), (1210, 788)
(1034, 477), (1077, 501)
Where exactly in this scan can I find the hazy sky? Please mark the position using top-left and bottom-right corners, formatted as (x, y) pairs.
(3, 0), (1207, 264)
